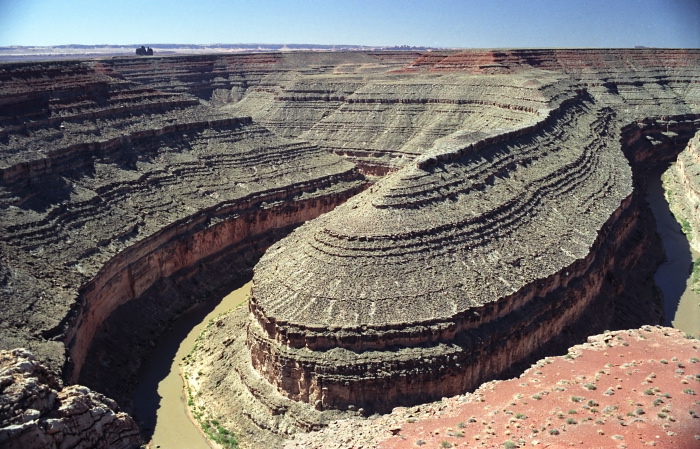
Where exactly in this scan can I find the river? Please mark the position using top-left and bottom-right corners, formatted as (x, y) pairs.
(132, 281), (252, 449)
(646, 174), (700, 337)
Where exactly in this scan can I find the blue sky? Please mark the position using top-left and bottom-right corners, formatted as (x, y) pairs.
(1, 0), (698, 48)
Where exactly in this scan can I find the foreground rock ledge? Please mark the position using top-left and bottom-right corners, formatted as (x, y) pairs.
(284, 326), (700, 449)
(0, 348), (141, 449)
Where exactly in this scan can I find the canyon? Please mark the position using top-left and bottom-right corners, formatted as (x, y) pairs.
(0, 49), (699, 448)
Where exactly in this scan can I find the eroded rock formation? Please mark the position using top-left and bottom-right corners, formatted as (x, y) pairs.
(0, 49), (699, 446)
(0, 349), (141, 449)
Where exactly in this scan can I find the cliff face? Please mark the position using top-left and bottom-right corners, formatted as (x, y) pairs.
(245, 94), (676, 413)
(663, 131), (700, 254)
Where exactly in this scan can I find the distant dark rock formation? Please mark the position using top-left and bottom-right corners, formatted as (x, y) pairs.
(135, 46), (153, 56)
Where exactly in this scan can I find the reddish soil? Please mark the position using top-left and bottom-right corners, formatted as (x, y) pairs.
(377, 327), (700, 449)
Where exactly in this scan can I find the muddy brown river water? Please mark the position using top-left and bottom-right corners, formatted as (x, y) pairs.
(133, 281), (252, 449)
(132, 175), (699, 448)
(647, 175), (700, 337)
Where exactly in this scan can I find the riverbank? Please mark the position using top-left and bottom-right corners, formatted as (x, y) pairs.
(658, 162), (700, 336)
(133, 282), (252, 449)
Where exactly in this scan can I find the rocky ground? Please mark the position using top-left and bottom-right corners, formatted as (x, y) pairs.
(285, 326), (700, 449)
(0, 348), (141, 449)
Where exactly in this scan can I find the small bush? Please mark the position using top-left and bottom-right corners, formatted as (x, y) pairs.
(660, 359), (668, 364)
(457, 422), (466, 428)
(549, 428), (560, 435)
(566, 418), (577, 424)
(684, 389), (696, 395)
(440, 442), (452, 449)
(503, 441), (517, 449)
(644, 389), (654, 395)
(584, 383), (596, 391)
(515, 413), (528, 419)
(570, 396), (584, 403)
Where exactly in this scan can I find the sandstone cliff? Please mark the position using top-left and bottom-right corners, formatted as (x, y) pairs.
(663, 130), (700, 254)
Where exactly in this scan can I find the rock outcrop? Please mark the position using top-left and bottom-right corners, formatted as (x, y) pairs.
(0, 348), (141, 449)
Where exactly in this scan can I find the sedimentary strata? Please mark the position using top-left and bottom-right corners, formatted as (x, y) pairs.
(0, 49), (699, 446)
(0, 348), (141, 449)
(246, 50), (700, 419)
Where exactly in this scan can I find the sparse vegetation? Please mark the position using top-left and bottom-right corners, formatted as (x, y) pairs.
(201, 419), (238, 448)
(570, 396), (584, 403)
(566, 418), (577, 424)
(583, 383), (596, 391)
(549, 428), (560, 435)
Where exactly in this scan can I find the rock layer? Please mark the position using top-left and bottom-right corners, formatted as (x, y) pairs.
(663, 130), (700, 253)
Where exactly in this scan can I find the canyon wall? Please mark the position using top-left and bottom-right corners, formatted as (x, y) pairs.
(663, 130), (700, 253)
(245, 94), (682, 413)
(0, 49), (699, 446)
